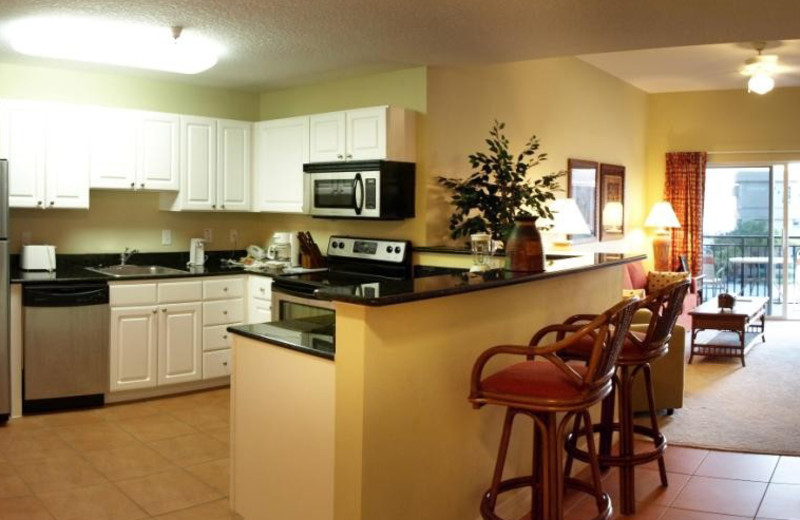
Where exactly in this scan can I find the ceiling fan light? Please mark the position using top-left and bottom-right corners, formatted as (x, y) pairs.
(748, 73), (775, 95)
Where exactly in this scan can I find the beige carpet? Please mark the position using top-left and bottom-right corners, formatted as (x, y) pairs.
(656, 321), (800, 456)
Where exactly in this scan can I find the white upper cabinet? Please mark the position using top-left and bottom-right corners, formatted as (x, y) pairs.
(0, 100), (46, 208)
(161, 117), (252, 212)
(180, 116), (217, 210)
(309, 112), (346, 163)
(44, 106), (90, 209)
(88, 108), (139, 190)
(217, 119), (251, 211)
(139, 111), (180, 191)
(308, 106), (415, 163)
(253, 116), (309, 213)
(0, 100), (89, 209)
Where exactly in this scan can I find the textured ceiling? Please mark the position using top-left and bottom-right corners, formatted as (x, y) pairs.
(580, 40), (800, 93)
(0, 0), (800, 91)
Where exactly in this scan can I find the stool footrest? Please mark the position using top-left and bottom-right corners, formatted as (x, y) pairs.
(565, 422), (667, 468)
(480, 475), (612, 520)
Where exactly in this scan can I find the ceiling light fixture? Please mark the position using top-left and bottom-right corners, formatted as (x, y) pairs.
(4, 17), (220, 74)
(740, 41), (778, 95)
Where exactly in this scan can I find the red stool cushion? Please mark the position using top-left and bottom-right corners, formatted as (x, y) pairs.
(481, 361), (588, 400)
(562, 331), (647, 359)
(626, 262), (648, 291)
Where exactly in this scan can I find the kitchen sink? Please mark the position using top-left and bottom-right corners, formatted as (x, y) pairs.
(85, 265), (188, 278)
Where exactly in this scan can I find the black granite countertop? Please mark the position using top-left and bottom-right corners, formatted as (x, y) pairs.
(9, 250), (284, 284)
(228, 316), (336, 361)
(315, 253), (646, 307)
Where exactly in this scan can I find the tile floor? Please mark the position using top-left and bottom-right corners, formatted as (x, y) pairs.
(562, 440), (800, 519)
(0, 387), (237, 520)
(3, 389), (800, 519)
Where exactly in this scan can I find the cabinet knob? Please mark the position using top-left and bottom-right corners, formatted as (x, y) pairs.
(223, 310), (228, 315)
(152, 309), (157, 314)
(49, 201), (54, 206)
(223, 335), (228, 339)
(346, 153), (353, 159)
(37, 200), (42, 206)
(130, 182), (135, 189)
(140, 183), (145, 188)
(212, 204), (216, 209)
(223, 361), (228, 367)
(223, 287), (228, 292)
(337, 154), (343, 160)
(162, 308), (167, 313)
(259, 287), (265, 293)
(221, 204), (225, 209)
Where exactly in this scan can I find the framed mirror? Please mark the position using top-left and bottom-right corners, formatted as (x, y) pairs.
(599, 163), (626, 241)
(567, 159), (599, 242)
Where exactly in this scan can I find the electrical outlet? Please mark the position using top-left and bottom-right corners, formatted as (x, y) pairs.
(21, 231), (32, 244)
(229, 229), (239, 244)
(203, 228), (213, 243)
(161, 229), (172, 246)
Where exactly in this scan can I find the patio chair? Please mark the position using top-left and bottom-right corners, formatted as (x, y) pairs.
(702, 255), (725, 299)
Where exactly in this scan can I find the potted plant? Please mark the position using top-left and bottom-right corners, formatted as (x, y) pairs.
(436, 121), (565, 244)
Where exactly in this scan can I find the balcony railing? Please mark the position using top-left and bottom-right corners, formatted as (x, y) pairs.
(702, 234), (800, 302)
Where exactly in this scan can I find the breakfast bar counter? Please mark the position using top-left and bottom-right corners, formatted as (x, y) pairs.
(229, 253), (644, 520)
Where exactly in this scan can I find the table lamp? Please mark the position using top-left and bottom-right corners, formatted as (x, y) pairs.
(549, 198), (591, 248)
(644, 201), (681, 271)
(602, 202), (624, 233)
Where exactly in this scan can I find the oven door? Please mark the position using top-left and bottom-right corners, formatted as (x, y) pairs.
(306, 171), (381, 218)
(271, 288), (336, 322)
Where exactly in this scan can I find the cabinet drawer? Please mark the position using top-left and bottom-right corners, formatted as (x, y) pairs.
(158, 280), (202, 304)
(203, 323), (237, 352)
(110, 283), (157, 306)
(204, 277), (245, 300)
(204, 299), (244, 326)
(248, 275), (272, 301)
(203, 349), (231, 379)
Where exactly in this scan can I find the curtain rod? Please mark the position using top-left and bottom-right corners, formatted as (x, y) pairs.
(706, 150), (800, 155)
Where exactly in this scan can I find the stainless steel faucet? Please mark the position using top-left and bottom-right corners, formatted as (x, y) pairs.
(120, 247), (139, 266)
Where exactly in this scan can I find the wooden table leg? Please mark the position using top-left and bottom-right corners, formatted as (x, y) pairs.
(738, 329), (746, 367)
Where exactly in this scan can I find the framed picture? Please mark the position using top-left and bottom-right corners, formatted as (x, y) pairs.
(599, 163), (626, 241)
(567, 159), (599, 243)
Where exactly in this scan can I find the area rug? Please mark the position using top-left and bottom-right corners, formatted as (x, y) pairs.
(656, 321), (800, 456)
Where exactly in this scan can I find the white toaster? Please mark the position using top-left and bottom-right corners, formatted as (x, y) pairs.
(21, 245), (57, 271)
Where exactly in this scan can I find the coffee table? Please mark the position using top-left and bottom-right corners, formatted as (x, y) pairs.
(688, 296), (768, 367)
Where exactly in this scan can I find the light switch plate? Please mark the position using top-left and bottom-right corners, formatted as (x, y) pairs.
(203, 228), (213, 243)
(161, 229), (172, 246)
(229, 229), (238, 244)
(21, 231), (32, 244)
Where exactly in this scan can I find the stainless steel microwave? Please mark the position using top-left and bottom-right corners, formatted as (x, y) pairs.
(303, 160), (415, 219)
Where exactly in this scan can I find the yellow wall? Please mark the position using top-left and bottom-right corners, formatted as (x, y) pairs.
(645, 87), (800, 209)
(258, 67), (427, 119)
(424, 58), (649, 246)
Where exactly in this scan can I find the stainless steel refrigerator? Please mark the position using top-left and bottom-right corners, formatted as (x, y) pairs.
(0, 159), (10, 421)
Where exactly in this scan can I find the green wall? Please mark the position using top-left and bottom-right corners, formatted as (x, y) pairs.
(0, 61), (260, 120)
(259, 67), (427, 119)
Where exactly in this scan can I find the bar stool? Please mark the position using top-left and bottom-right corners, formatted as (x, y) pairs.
(469, 298), (639, 520)
(560, 280), (690, 515)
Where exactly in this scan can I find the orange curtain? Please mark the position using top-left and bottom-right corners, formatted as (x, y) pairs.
(665, 152), (706, 276)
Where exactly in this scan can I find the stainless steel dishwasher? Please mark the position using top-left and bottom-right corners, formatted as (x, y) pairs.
(23, 282), (109, 413)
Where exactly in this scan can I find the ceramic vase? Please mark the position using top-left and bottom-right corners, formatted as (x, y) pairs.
(504, 216), (545, 272)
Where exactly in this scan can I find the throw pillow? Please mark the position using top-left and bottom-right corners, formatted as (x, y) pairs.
(646, 271), (689, 294)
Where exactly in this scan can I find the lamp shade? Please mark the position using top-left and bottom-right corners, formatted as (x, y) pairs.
(602, 202), (624, 230)
(644, 201), (681, 229)
(550, 198), (591, 235)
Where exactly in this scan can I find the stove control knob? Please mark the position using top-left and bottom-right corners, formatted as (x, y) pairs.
(339, 241), (345, 249)
(386, 246), (393, 253)
(394, 246), (402, 254)
(332, 242), (338, 249)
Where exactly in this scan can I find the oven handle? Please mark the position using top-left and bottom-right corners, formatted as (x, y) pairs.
(352, 173), (364, 216)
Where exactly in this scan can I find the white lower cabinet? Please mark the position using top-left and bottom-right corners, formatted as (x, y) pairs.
(247, 275), (272, 324)
(110, 306), (158, 392)
(109, 280), (203, 392)
(202, 276), (244, 380)
(157, 303), (202, 386)
(203, 349), (231, 379)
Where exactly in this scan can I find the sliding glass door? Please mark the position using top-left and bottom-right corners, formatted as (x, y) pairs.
(703, 162), (800, 319)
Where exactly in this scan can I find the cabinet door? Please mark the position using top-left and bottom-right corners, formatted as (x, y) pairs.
(180, 116), (217, 210)
(139, 112), (179, 191)
(247, 298), (272, 324)
(346, 106), (387, 161)
(309, 112), (345, 163)
(0, 100), (46, 208)
(217, 119), (251, 211)
(253, 117), (309, 213)
(158, 302), (202, 386)
(44, 106), (90, 209)
(89, 108), (138, 190)
(110, 306), (158, 392)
